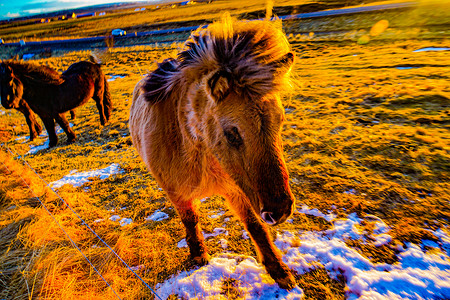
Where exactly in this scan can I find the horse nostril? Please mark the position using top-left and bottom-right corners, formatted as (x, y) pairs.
(261, 211), (276, 225)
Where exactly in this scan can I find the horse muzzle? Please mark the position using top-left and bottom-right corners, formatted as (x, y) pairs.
(259, 197), (294, 226)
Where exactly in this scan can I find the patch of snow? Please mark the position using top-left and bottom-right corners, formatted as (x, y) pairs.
(109, 215), (133, 227)
(110, 215), (121, 222)
(297, 204), (335, 222)
(161, 207), (450, 299)
(219, 238), (228, 249)
(120, 218), (133, 226)
(49, 163), (123, 189)
(413, 47), (450, 52)
(209, 210), (225, 219)
(344, 188), (357, 195)
(177, 238), (187, 248)
(396, 66), (421, 70)
(130, 264), (146, 272)
(156, 254), (304, 299)
(107, 74), (126, 81)
(204, 227), (228, 239)
(274, 216), (450, 300)
(27, 140), (50, 155)
(177, 228), (228, 249)
(146, 210), (169, 222)
(15, 135), (28, 143)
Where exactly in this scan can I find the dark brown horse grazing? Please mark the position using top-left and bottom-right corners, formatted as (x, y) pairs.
(0, 59), (112, 147)
(130, 16), (296, 289)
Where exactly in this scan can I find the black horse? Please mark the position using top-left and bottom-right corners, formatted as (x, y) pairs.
(0, 59), (112, 147)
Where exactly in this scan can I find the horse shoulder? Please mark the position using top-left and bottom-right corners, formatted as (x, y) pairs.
(130, 79), (151, 154)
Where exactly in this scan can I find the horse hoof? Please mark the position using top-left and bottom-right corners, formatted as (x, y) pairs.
(275, 272), (296, 290)
(192, 253), (210, 266)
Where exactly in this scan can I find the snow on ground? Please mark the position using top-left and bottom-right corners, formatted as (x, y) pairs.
(413, 47), (450, 52)
(156, 205), (450, 300)
(177, 228), (229, 250)
(26, 123), (74, 155)
(27, 140), (50, 154)
(146, 209), (169, 222)
(107, 74), (126, 81)
(49, 163), (123, 189)
(97, 215), (133, 227)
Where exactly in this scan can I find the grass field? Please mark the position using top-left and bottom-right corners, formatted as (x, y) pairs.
(1, 0), (449, 44)
(1, 1), (450, 298)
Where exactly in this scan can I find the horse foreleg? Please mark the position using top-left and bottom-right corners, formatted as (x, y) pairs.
(172, 199), (209, 265)
(16, 109), (38, 141)
(16, 100), (42, 140)
(41, 117), (58, 148)
(225, 193), (296, 290)
(55, 113), (76, 144)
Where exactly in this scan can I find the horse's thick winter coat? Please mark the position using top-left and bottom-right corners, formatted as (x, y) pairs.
(129, 17), (296, 289)
(0, 59), (112, 147)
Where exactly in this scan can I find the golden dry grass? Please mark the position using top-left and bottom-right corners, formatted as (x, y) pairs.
(0, 35), (449, 299)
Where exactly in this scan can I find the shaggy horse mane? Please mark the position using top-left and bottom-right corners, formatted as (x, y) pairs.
(2, 60), (63, 85)
(142, 16), (293, 103)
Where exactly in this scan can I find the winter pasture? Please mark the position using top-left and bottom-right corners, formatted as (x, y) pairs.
(1, 37), (449, 299)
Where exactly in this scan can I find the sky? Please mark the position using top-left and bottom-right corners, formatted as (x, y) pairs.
(0, 0), (148, 20)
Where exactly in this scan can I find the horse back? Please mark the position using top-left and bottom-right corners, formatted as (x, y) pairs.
(63, 61), (103, 80)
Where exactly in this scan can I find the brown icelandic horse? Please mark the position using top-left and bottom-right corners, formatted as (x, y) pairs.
(130, 17), (297, 289)
(0, 58), (112, 147)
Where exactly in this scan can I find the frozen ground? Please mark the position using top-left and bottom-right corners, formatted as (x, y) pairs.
(45, 166), (450, 299)
(36, 159), (450, 299)
(155, 206), (450, 300)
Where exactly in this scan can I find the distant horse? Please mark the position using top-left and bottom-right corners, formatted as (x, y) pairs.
(130, 16), (296, 289)
(0, 58), (112, 147)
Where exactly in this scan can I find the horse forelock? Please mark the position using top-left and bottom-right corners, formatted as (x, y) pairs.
(2, 60), (63, 85)
(177, 17), (293, 98)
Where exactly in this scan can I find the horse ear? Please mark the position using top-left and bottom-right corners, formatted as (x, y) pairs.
(272, 52), (295, 71)
(208, 70), (231, 102)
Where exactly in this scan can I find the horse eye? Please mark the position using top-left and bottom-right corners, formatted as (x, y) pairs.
(224, 127), (243, 148)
